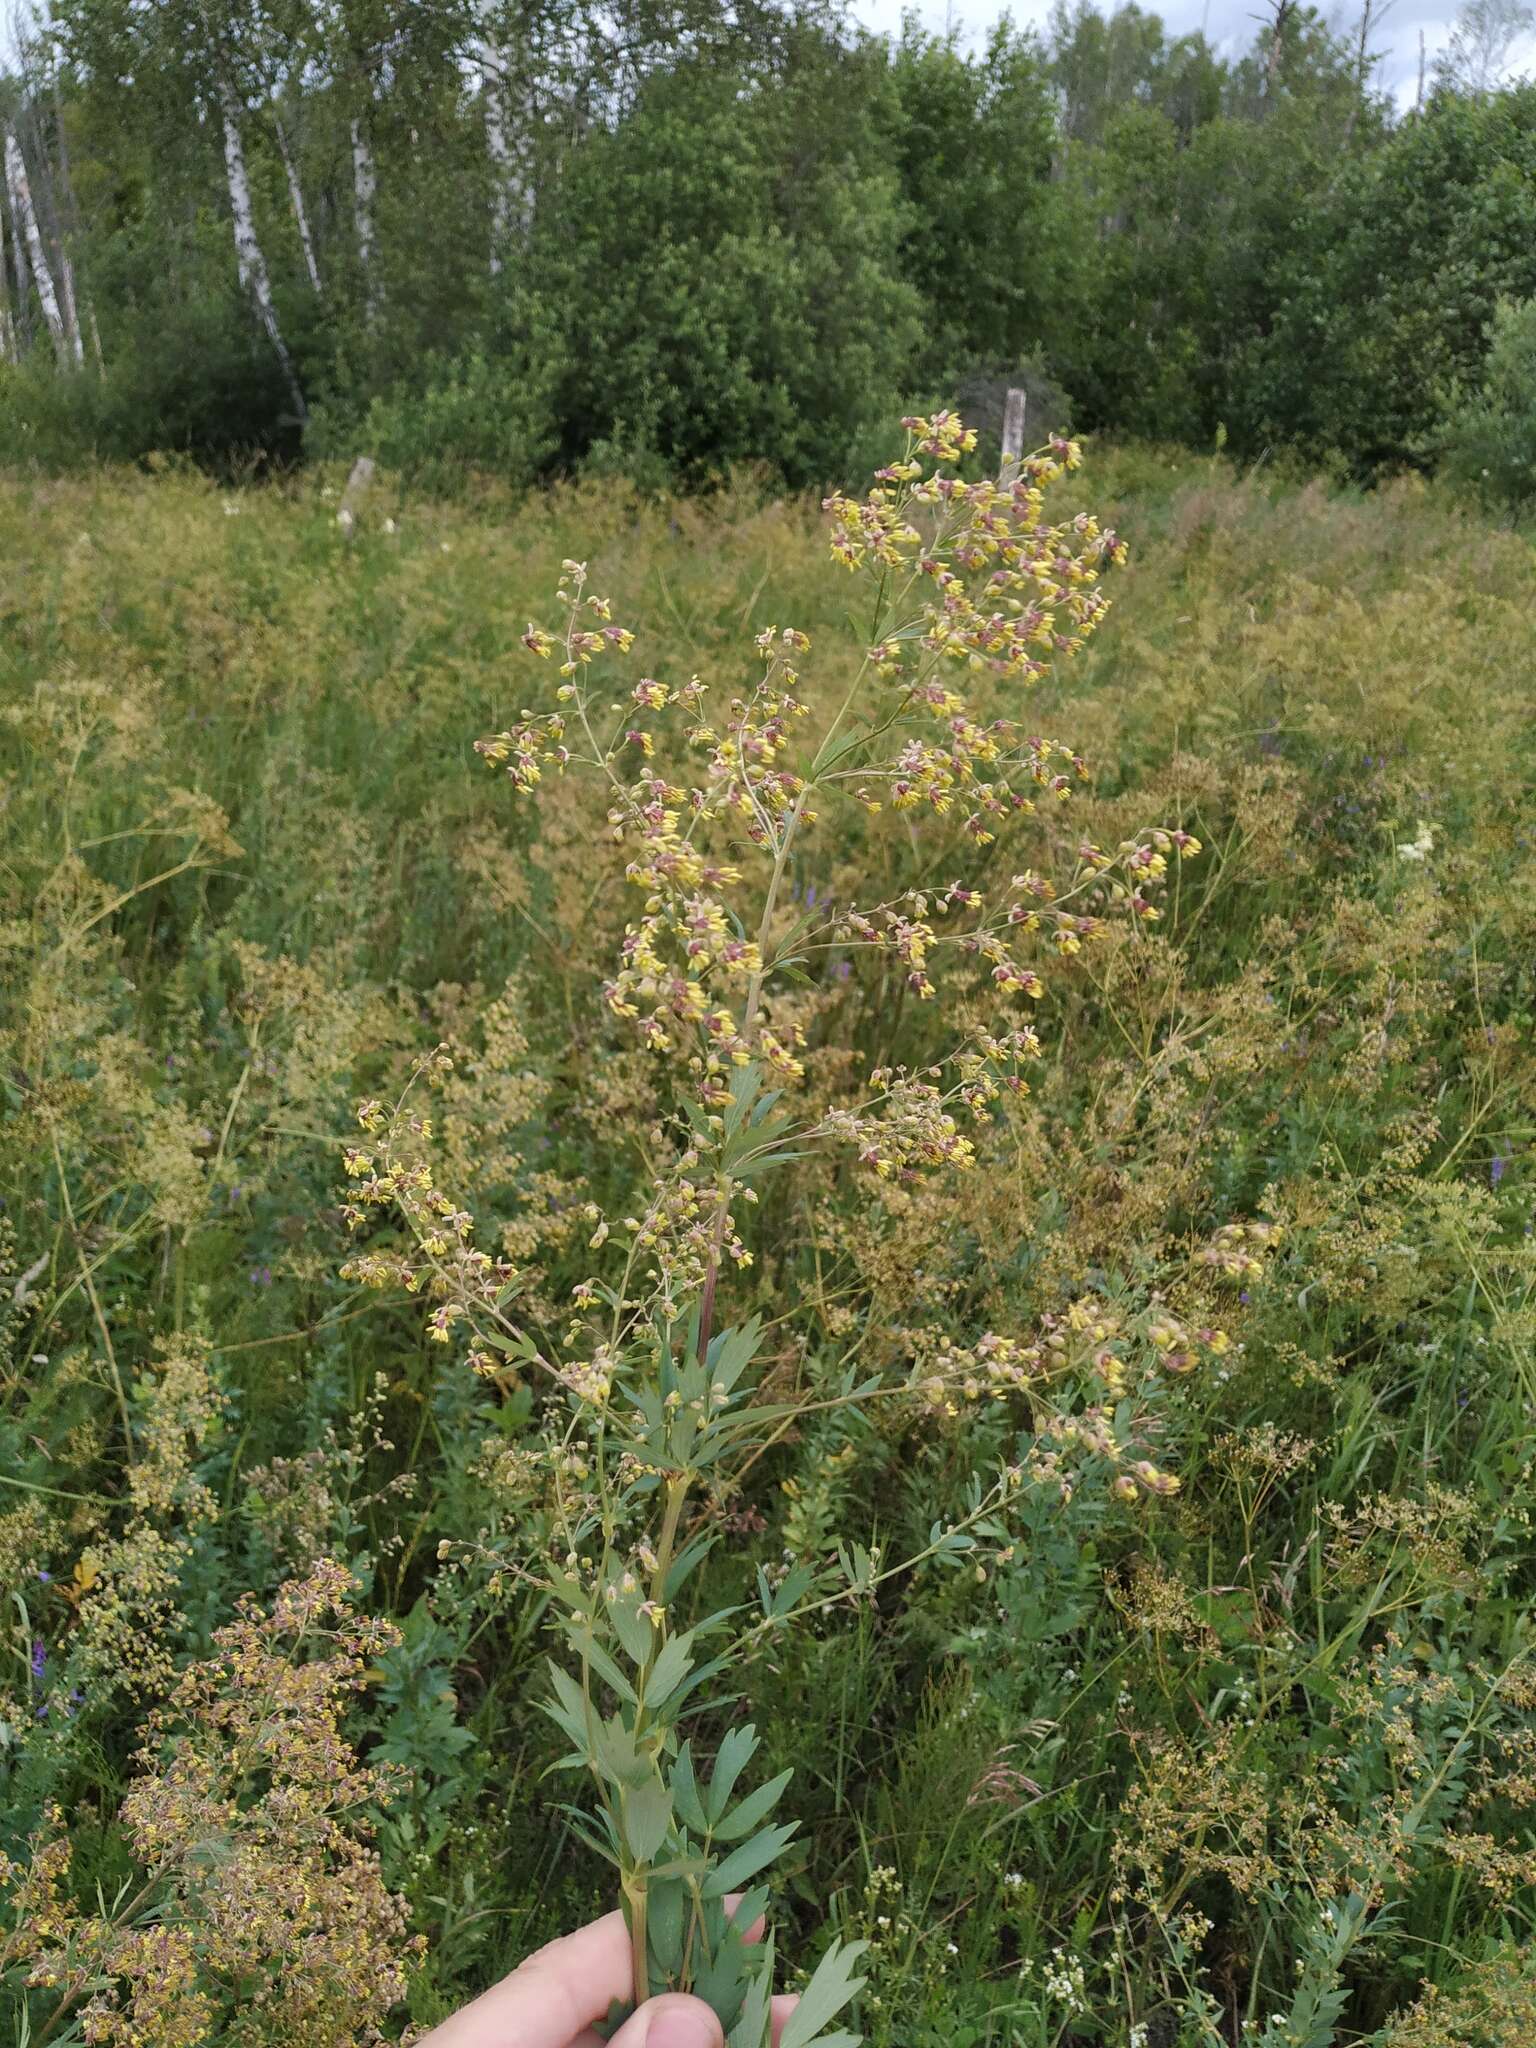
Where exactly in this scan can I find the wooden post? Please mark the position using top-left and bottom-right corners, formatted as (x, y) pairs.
(1000, 386), (1026, 486)
(336, 454), (377, 536)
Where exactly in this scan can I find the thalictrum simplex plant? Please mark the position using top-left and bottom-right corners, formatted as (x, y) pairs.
(340, 415), (1226, 2042)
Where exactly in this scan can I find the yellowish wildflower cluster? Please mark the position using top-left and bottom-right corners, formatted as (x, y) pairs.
(899, 1209), (1286, 1501)
(826, 422), (1117, 689)
(7, 1564), (417, 2048)
(339, 1062), (516, 1354)
(1200, 1218), (1284, 1279)
(345, 423), (1241, 1512)
(474, 419), (1198, 1129)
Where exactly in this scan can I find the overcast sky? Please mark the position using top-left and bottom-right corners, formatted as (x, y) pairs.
(2, 0), (1529, 109)
(849, 0), (1535, 107)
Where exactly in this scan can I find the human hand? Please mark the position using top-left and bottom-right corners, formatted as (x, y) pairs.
(417, 1904), (797, 2048)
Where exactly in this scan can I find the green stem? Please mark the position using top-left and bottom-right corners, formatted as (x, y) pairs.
(48, 1128), (135, 1467)
(627, 1470), (692, 2004)
(626, 1871), (651, 2012)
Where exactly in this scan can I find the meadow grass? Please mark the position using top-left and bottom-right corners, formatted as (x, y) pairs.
(1, 448), (1534, 2045)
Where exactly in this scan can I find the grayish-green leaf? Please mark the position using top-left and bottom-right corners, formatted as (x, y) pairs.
(777, 1939), (868, 2048)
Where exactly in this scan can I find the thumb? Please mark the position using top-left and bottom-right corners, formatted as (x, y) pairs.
(607, 1991), (724, 2048)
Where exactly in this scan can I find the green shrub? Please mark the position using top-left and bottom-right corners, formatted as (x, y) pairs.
(308, 347), (563, 493)
(1432, 294), (1536, 510)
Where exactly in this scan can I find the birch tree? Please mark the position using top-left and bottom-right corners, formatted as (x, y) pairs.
(273, 100), (323, 293)
(350, 108), (378, 316)
(4, 165), (33, 351)
(4, 127), (75, 364)
(2, 16), (87, 364)
(310, 0), (404, 320)
(0, 189), (15, 361)
(1436, 0), (1536, 94)
(49, 189), (85, 366)
(474, 0), (644, 283)
(42, 77), (88, 365)
(481, 32), (523, 276)
(215, 67), (305, 417)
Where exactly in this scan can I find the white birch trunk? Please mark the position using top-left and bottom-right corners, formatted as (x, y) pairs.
(0, 192), (14, 362)
(483, 40), (513, 277)
(217, 79), (305, 420)
(274, 110), (323, 294)
(481, 38), (531, 278)
(42, 84), (86, 364)
(56, 245), (84, 365)
(350, 115), (378, 320)
(5, 174), (33, 348)
(4, 129), (70, 364)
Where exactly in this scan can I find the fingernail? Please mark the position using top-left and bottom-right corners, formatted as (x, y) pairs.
(645, 2001), (720, 2048)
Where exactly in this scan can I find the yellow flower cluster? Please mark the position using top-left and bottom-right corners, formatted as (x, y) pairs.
(340, 1059), (514, 1343)
(823, 1067), (979, 1181)
(824, 419), (1115, 689)
(17, 1565), (418, 2048)
(1200, 1219), (1283, 1280)
(472, 419), (1206, 1143)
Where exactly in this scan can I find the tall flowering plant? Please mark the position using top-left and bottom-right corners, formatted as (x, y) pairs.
(342, 418), (1247, 2044)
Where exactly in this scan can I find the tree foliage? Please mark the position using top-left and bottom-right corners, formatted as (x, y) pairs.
(1, 0), (1535, 487)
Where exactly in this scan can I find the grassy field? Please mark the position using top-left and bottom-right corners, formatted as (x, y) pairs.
(2, 444), (1535, 2046)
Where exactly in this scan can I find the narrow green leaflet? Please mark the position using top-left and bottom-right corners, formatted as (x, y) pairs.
(622, 1777), (673, 1862)
(669, 1742), (709, 1834)
(724, 1930), (777, 2048)
(706, 1724), (761, 1823)
(713, 1767), (793, 1844)
(701, 1821), (800, 1899)
(645, 1627), (697, 1707)
(777, 1940), (869, 2048)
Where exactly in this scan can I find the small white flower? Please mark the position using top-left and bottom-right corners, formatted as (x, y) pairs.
(1396, 819), (1436, 861)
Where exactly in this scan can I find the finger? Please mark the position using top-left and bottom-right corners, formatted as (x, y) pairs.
(578, 1984), (795, 2048)
(608, 1992), (723, 2048)
(417, 1909), (633, 2048)
(569, 1896), (769, 2046)
(574, 1988), (792, 2048)
(771, 1994), (799, 2047)
(724, 1891), (766, 1947)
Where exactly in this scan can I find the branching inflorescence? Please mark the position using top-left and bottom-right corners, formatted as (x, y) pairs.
(340, 417), (1276, 2044)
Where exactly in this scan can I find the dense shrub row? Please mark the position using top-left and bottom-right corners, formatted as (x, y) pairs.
(3, 7), (1536, 497)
